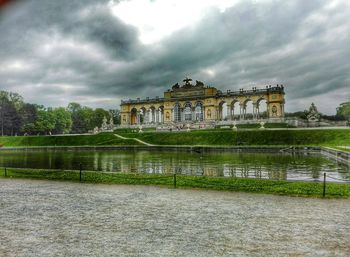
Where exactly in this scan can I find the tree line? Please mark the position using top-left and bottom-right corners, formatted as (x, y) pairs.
(285, 102), (350, 121)
(0, 91), (120, 136)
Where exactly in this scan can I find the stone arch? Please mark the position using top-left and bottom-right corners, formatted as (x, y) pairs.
(139, 107), (147, 124)
(241, 98), (254, 120)
(157, 105), (164, 123)
(229, 99), (240, 120)
(130, 108), (138, 125)
(218, 100), (228, 121)
(256, 98), (268, 119)
(149, 106), (156, 123)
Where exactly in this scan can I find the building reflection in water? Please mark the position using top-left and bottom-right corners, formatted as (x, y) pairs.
(0, 150), (348, 182)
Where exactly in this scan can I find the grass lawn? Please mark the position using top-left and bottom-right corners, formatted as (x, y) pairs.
(121, 128), (350, 147)
(0, 132), (140, 147)
(1, 168), (350, 198)
(0, 128), (349, 148)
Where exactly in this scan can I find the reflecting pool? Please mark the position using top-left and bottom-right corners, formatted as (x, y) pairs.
(0, 150), (349, 182)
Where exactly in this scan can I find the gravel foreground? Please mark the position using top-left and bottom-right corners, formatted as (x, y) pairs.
(0, 179), (350, 257)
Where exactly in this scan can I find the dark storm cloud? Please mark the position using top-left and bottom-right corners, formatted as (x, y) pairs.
(0, 0), (349, 113)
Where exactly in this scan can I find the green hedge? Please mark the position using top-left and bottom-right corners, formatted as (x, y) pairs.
(125, 129), (350, 146)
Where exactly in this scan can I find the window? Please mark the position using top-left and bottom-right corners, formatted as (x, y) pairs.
(173, 103), (181, 122)
(184, 103), (192, 121)
(195, 102), (203, 121)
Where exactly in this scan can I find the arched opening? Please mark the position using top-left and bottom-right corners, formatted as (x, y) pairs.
(230, 100), (240, 120)
(184, 102), (192, 121)
(140, 107), (146, 124)
(156, 106), (164, 123)
(130, 108), (137, 125)
(173, 102), (181, 122)
(219, 101), (228, 120)
(194, 102), (204, 121)
(256, 98), (268, 119)
(149, 106), (156, 123)
(242, 99), (253, 120)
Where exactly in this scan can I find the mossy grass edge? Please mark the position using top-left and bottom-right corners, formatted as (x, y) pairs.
(2, 168), (350, 198)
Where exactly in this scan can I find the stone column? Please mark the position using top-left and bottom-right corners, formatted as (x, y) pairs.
(252, 103), (257, 120)
(203, 106), (206, 121)
(240, 104), (244, 120)
(227, 105), (231, 120)
(145, 110), (149, 124)
(239, 104), (242, 120)
(156, 109), (159, 124)
(137, 111), (140, 124)
(152, 109), (155, 123)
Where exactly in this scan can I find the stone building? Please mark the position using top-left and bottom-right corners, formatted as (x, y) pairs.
(120, 78), (285, 126)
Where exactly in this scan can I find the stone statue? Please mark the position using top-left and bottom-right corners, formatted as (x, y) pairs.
(182, 77), (192, 88)
(195, 80), (204, 87)
(307, 103), (320, 122)
(108, 117), (114, 130)
(101, 116), (108, 131)
(259, 121), (265, 129)
(172, 83), (180, 90)
(232, 120), (237, 130)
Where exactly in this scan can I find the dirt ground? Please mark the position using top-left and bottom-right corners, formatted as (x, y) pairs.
(1, 179), (349, 257)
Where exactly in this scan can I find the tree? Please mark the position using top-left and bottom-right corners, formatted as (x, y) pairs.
(68, 103), (94, 134)
(20, 103), (38, 135)
(52, 107), (72, 134)
(336, 102), (350, 120)
(284, 111), (308, 120)
(91, 108), (111, 129)
(0, 91), (23, 136)
(34, 108), (55, 135)
(109, 109), (121, 125)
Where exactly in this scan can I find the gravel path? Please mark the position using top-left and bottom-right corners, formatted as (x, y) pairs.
(0, 179), (350, 257)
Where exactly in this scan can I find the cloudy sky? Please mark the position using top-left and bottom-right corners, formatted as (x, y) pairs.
(0, 0), (349, 114)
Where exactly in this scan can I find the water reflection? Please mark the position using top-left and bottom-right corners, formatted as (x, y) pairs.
(0, 150), (349, 182)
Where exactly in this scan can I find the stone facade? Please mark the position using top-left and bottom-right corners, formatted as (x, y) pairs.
(120, 78), (285, 126)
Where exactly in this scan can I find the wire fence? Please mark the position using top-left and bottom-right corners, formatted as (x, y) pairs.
(1, 166), (350, 198)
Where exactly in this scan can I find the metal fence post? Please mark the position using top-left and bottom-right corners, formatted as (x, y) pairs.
(79, 163), (82, 182)
(323, 172), (326, 198)
(4, 167), (7, 177)
(173, 173), (177, 189)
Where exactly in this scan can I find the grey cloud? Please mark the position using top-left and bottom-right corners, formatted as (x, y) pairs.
(0, 0), (349, 113)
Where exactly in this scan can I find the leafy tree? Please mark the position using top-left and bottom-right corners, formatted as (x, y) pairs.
(336, 102), (350, 120)
(68, 103), (94, 134)
(52, 107), (72, 134)
(109, 109), (121, 125)
(285, 111), (308, 120)
(91, 108), (111, 129)
(0, 91), (22, 136)
(34, 108), (56, 135)
(320, 114), (345, 121)
(20, 103), (38, 135)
